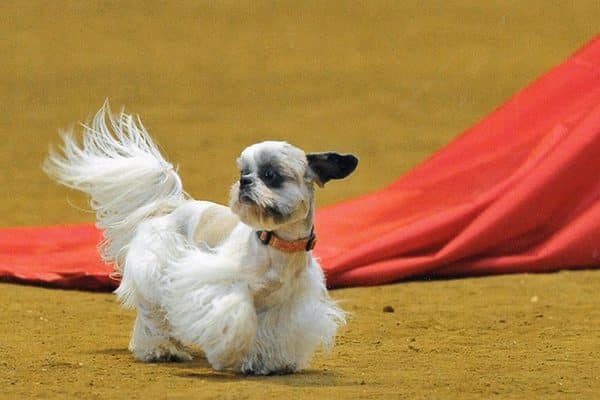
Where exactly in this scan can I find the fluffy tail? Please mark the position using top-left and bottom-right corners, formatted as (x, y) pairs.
(44, 101), (185, 273)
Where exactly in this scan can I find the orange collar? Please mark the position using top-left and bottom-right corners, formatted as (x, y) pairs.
(256, 229), (317, 253)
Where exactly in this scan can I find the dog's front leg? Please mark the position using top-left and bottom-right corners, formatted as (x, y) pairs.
(241, 264), (345, 375)
(164, 279), (258, 372)
(240, 301), (309, 375)
(199, 291), (258, 372)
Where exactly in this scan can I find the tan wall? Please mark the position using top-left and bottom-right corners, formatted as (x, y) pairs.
(1, 1), (598, 228)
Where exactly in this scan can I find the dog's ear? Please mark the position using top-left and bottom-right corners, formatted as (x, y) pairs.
(307, 152), (358, 187)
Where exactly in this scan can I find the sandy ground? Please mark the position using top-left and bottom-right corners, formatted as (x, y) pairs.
(1, 1), (599, 398)
(2, 271), (599, 399)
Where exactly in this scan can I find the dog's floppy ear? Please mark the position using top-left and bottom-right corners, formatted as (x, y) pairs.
(307, 152), (358, 187)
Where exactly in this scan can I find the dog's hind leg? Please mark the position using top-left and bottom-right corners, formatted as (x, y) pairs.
(128, 301), (192, 362)
(116, 220), (192, 362)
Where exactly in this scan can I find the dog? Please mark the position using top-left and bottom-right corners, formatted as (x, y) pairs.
(44, 103), (358, 375)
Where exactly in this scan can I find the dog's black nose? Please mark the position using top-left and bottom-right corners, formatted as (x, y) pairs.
(240, 176), (252, 188)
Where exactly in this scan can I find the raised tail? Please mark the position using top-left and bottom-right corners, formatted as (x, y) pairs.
(44, 101), (185, 272)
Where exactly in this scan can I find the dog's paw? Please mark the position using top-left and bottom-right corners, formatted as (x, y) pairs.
(148, 352), (193, 363)
(169, 348), (194, 362)
(134, 346), (193, 363)
(268, 366), (297, 376)
(241, 363), (297, 376)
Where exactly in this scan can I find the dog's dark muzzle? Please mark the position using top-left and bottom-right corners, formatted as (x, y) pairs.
(239, 176), (252, 189)
(238, 177), (255, 204)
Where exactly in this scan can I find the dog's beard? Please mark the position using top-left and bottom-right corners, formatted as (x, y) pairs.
(229, 183), (309, 231)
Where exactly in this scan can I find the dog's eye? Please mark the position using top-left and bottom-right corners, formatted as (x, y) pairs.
(263, 169), (275, 180)
(261, 168), (283, 187)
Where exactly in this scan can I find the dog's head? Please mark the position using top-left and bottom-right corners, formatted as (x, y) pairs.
(229, 141), (358, 231)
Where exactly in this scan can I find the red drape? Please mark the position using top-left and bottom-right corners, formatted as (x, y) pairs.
(0, 224), (110, 290)
(1, 36), (599, 290)
(316, 35), (600, 286)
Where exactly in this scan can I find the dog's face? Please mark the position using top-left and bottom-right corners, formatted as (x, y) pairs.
(229, 141), (358, 231)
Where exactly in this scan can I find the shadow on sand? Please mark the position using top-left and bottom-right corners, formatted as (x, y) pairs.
(91, 347), (354, 387)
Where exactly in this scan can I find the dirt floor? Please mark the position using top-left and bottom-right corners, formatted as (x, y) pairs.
(2, 271), (599, 399)
(1, 1), (599, 398)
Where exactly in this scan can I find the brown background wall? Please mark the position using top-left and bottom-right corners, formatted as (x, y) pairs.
(1, 1), (598, 227)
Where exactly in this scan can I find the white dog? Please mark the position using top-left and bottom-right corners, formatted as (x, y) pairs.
(45, 103), (358, 375)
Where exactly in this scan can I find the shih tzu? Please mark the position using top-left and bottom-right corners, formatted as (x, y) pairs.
(44, 103), (358, 375)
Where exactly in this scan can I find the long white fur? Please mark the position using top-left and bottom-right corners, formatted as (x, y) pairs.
(44, 101), (184, 272)
(45, 104), (346, 374)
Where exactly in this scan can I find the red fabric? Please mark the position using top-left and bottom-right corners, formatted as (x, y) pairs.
(317, 35), (600, 287)
(0, 224), (113, 290)
(1, 36), (599, 290)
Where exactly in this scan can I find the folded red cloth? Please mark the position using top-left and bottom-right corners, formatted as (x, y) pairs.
(316, 35), (600, 286)
(1, 36), (599, 290)
(0, 224), (111, 290)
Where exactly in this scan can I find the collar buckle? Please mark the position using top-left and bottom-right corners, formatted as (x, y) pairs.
(257, 230), (273, 245)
